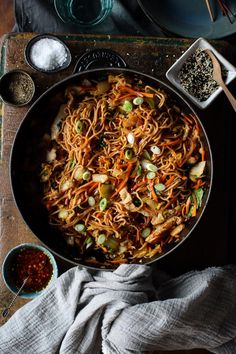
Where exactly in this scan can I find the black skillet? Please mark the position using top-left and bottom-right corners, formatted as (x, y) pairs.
(10, 49), (213, 270)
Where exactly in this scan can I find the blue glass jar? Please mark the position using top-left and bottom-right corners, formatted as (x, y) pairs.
(54, 0), (113, 27)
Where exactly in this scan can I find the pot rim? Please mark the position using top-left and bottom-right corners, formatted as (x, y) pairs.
(9, 67), (213, 270)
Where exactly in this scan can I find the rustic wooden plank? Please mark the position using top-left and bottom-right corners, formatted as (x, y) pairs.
(0, 34), (233, 354)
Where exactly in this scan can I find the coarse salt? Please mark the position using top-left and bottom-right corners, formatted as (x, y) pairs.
(29, 38), (68, 71)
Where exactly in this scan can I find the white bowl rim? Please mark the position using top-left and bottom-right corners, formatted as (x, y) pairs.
(166, 37), (236, 109)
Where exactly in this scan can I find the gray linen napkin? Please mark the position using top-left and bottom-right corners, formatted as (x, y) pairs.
(0, 264), (236, 353)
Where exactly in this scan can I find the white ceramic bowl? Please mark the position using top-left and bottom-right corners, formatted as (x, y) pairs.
(166, 37), (236, 109)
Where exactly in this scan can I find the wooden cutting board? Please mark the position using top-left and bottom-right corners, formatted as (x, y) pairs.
(0, 34), (234, 354)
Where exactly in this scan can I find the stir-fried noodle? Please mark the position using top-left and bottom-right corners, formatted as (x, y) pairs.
(40, 74), (207, 266)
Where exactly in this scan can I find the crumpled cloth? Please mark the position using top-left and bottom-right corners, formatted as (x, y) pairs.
(0, 264), (236, 354)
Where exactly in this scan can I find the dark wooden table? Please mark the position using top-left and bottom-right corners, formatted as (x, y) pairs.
(1, 32), (235, 354)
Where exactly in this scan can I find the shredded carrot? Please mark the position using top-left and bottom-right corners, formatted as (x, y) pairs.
(189, 113), (200, 132)
(94, 211), (103, 218)
(200, 146), (205, 161)
(183, 196), (191, 216)
(192, 179), (205, 190)
(119, 150), (124, 160)
(163, 196), (178, 210)
(117, 94), (134, 101)
(99, 245), (108, 253)
(149, 180), (159, 202)
(143, 207), (159, 216)
(181, 205), (187, 217)
(182, 114), (193, 125)
(88, 182), (98, 193)
(119, 85), (154, 98)
(186, 196), (191, 214)
(191, 192), (197, 217)
(165, 175), (175, 186)
(112, 162), (134, 197)
(116, 163), (130, 169)
(131, 179), (146, 191)
(110, 259), (128, 264)
(159, 138), (182, 147)
(76, 181), (96, 194)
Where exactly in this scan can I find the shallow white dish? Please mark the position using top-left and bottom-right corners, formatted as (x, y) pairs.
(166, 37), (236, 109)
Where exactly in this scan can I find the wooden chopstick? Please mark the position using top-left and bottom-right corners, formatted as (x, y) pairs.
(205, 0), (215, 22)
(217, 0), (236, 24)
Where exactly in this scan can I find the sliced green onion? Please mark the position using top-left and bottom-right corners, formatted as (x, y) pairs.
(58, 209), (68, 219)
(92, 174), (108, 183)
(122, 100), (133, 113)
(125, 149), (133, 160)
(74, 223), (86, 232)
(142, 150), (151, 160)
(141, 227), (151, 238)
(147, 163), (158, 172)
(85, 236), (93, 244)
(99, 198), (108, 211)
(82, 171), (91, 181)
(98, 234), (106, 244)
(141, 159), (157, 172)
(74, 166), (85, 181)
(85, 236), (93, 249)
(61, 180), (72, 192)
(133, 97), (144, 105)
(86, 241), (93, 249)
(137, 166), (142, 177)
(105, 237), (119, 251)
(154, 183), (166, 193)
(75, 120), (83, 134)
(127, 132), (135, 144)
(88, 196), (96, 206)
(146, 97), (155, 109)
(150, 146), (161, 155)
(147, 171), (156, 179)
(70, 159), (76, 169)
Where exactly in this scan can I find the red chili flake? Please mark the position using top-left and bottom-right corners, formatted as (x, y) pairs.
(11, 248), (53, 292)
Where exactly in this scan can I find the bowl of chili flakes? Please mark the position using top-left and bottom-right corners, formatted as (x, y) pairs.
(2, 243), (58, 299)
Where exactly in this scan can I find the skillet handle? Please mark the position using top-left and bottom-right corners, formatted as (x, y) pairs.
(73, 48), (127, 73)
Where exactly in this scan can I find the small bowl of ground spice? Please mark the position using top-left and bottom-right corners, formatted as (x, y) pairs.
(2, 243), (58, 299)
(25, 34), (72, 73)
(0, 70), (35, 107)
(166, 37), (236, 109)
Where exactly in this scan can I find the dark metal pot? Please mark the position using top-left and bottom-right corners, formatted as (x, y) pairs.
(10, 51), (213, 270)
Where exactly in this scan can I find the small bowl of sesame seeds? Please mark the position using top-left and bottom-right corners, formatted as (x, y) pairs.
(166, 37), (236, 109)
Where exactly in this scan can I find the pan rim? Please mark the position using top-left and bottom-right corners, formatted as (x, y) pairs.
(9, 67), (213, 270)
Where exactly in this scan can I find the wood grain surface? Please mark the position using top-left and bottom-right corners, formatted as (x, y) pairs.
(1, 32), (235, 354)
(0, 0), (14, 37)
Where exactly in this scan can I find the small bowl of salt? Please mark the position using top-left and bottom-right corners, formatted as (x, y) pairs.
(25, 34), (72, 73)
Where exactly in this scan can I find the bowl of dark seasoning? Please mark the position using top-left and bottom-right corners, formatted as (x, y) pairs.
(166, 37), (236, 109)
(0, 70), (35, 107)
(2, 243), (58, 299)
(25, 34), (72, 73)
